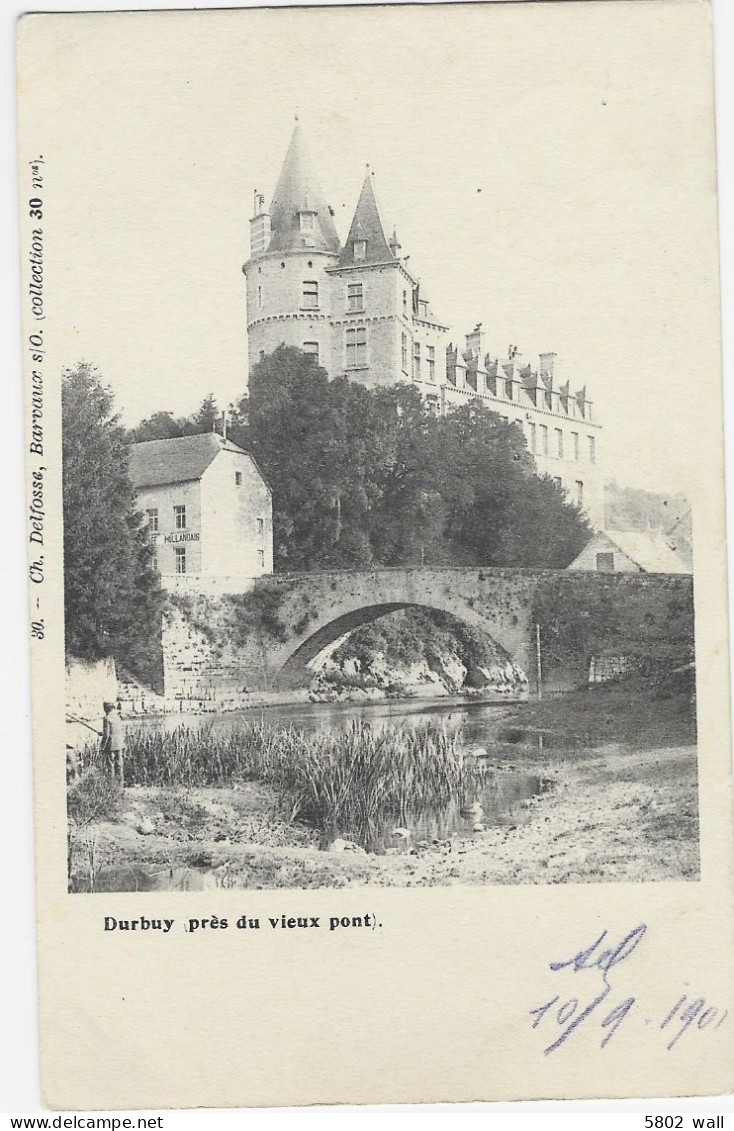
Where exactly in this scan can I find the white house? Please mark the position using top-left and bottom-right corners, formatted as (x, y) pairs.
(567, 529), (691, 574)
(128, 433), (273, 589)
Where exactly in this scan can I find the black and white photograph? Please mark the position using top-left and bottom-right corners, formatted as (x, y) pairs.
(55, 6), (702, 894)
(16, 0), (734, 1112)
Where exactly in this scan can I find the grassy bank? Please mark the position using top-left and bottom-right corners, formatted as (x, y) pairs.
(68, 672), (698, 890)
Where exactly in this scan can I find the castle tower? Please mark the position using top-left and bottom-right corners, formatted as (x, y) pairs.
(325, 169), (449, 391)
(243, 122), (340, 372)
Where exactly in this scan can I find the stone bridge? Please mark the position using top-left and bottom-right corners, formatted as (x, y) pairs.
(250, 567), (693, 691)
(161, 567), (693, 702)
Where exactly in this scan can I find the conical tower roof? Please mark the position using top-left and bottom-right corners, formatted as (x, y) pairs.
(267, 123), (340, 255)
(338, 170), (395, 267)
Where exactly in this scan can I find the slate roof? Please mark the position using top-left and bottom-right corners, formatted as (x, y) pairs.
(129, 433), (248, 489)
(337, 171), (395, 268)
(267, 123), (341, 256)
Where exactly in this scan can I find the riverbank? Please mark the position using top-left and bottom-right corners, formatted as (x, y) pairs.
(68, 672), (698, 890)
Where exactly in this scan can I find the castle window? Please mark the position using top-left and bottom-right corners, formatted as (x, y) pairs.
(302, 280), (318, 309)
(575, 480), (584, 506)
(257, 518), (264, 537)
(347, 283), (363, 312)
(528, 423), (537, 454)
(346, 326), (367, 368)
(555, 428), (564, 458)
(235, 471), (243, 486)
(303, 341), (319, 363)
(401, 333), (408, 373)
(413, 341), (421, 380)
(259, 350), (266, 363)
(175, 547), (187, 574)
(257, 285), (263, 309)
(299, 211), (315, 232)
(146, 508), (159, 533)
(572, 432), (580, 461)
(174, 505), (186, 530)
(540, 425), (548, 455)
(588, 435), (596, 464)
(427, 345), (435, 382)
(353, 239), (367, 262)
(403, 290), (408, 316)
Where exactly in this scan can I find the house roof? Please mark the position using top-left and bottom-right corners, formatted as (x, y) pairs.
(337, 170), (395, 268)
(573, 529), (691, 574)
(129, 433), (249, 489)
(608, 530), (690, 573)
(267, 123), (341, 256)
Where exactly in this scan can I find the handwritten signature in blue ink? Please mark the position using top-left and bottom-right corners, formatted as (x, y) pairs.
(529, 924), (728, 1056)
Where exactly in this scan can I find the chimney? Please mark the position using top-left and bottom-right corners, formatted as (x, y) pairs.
(465, 323), (484, 359)
(249, 190), (271, 258)
(539, 351), (556, 381)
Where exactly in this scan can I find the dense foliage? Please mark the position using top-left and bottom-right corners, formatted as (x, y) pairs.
(62, 364), (163, 685)
(128, 347), (591, 570)
(231, 347), (592, 570)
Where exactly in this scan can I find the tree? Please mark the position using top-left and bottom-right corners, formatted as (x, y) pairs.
(62, 364), (164, 687)
(233, 347), (591, 571)
(128, 395), (221, 443)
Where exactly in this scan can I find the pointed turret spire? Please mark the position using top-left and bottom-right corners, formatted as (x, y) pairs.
(338, 169), (394, 267)
(266, 123), (340, 255)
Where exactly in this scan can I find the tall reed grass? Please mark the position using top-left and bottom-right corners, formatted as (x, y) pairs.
(80, 721), (487, 851)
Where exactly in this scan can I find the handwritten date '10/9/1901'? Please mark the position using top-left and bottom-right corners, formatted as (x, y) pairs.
(530, 924), (729, 1056)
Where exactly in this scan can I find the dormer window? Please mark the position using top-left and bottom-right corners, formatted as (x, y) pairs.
(299, 211), (316, 232)
(353, 239), (367, 262)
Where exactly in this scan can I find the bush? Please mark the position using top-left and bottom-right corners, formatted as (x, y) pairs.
(67, 768), (124, 826)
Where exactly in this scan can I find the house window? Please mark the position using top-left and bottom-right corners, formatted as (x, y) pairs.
(529, 423), (537, 454)
(347, 283), (363, 312)
(174, 505), (186, 530)
(235, 471), (243, 486)
(413, 341), (421, 380)
(257, 518), (264, 537)
(146, 508), (159, 532)
(175, 547), (186, 574)
(302, 280), (319, 309)
(257, 549), (265, 568)
(575, 480), (584, 506)
(427, 345), (435, 382)
(353, 240), (367, 262)
(596, 552), (615, 573)
(588, 435), (596, 464)
(401, 333), (409, 373)
(346, 326), (367, 368)
(540, 425), (548, 455)
(303, 341), (319, 363)
(572, 432), (579, 461)
(555, 428), (564, 458)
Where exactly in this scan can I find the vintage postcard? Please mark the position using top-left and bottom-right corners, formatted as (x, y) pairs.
(16, 0), (734, 1110)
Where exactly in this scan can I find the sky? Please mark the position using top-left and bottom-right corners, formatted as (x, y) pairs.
(25, 1), (722, 495)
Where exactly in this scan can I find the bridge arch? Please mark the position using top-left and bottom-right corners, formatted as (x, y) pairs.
(269, 588), (533, 690)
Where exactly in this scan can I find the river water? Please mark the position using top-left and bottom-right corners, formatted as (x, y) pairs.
(131, 695), (553, 851)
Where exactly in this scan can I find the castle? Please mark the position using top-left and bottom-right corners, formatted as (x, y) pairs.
(244, 122), (604, 528)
